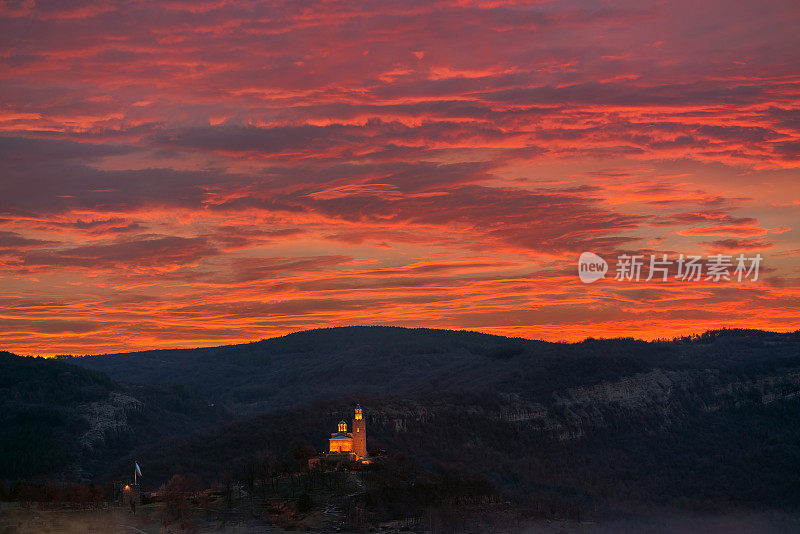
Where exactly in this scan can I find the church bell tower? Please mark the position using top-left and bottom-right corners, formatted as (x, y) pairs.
(352, 404), (367, 458)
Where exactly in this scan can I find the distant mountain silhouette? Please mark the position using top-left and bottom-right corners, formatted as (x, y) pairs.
(68, 326), (548, 413)
(67, 326), (800, 414)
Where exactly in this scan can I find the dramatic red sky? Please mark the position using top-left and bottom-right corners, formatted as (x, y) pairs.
(1, 0), (798, 355)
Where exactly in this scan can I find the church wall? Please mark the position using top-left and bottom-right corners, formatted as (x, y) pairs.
(329, 438), (353, 452)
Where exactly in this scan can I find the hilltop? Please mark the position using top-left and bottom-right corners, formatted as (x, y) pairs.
(65, 326), (800, 414)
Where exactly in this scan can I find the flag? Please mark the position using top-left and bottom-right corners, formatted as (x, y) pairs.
(135, 462), (142, 477)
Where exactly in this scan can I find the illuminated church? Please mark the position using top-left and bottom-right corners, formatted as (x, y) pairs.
(328, 405), (367, 460)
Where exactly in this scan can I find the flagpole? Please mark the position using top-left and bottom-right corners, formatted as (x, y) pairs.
(134, 461), (137, 486)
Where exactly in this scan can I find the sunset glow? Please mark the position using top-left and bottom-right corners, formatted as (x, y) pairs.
(1, 0), (798, 355)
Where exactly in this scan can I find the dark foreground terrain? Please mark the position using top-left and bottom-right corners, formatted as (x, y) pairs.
(2, 326), (800, 531)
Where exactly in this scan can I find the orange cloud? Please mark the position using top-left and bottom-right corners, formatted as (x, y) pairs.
(0, 0), (798, 355)
(678, 226), (768, 237)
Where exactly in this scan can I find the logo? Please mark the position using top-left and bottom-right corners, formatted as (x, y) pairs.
(578, 252), (608, 283)
(576, 252), (762, 283)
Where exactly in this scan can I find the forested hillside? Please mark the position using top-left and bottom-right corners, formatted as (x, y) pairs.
(112, 370), (800, 512)
(0, 352), (114, 478)
(4, 326), (800, 518)
(69, 326), (800, 413)
(0, 352), (226, 481)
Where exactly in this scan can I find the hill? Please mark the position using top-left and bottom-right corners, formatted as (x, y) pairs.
(113, 367), (800, 512)
(0, 352), (227, 481)
(67, 326), (547, 414)
(4, 326), (800, 520)
(67, 326), (800, 414)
